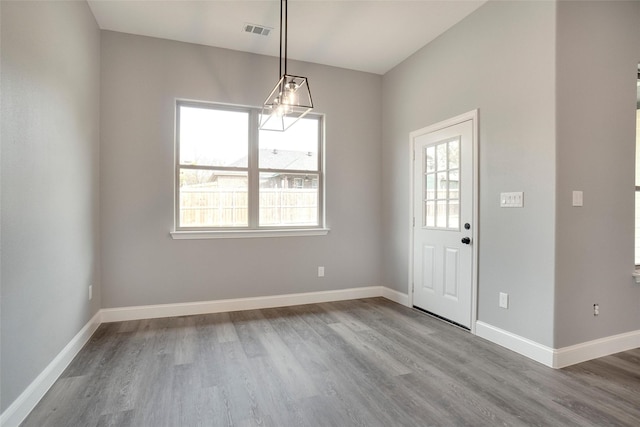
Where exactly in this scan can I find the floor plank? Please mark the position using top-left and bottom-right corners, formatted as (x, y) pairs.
(21, 298), (640, 426)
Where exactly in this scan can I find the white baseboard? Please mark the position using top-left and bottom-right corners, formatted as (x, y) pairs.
(101, 286), (387, 323)
(0, 286), (399, 426)
(381, 287), (410, 306)
(0, 311), (102, 427)
(2, 286), (400, 426)
(475, 321), (556, 367)
(476, 321), (640, 369)
(553, 329), (640, 368)
(12, 287), (636, 427)
(2, 287), (393, 426)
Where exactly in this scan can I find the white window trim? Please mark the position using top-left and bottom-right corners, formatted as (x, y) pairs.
(173, 100), (327, 237)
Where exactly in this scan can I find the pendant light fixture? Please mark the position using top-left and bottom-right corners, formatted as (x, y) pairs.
(259, 0), (313, 132)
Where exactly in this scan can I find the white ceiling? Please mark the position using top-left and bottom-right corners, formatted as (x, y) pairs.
(87, 0), (487, 75)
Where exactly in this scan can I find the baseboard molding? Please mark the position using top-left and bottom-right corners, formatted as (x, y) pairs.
(0, 311), (102, 427)
(381, 287), (410, 306)
(476, 321), (640, 369)
(101, 286), (389, 323)
(3, 286), (402, 426)
(15, 288), (635, 427)
(553, 329), (640, 368)
(475, 321), (555, 367)
(2, 287), (394, 426)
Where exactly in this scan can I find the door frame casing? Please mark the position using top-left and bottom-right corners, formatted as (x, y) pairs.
(408, 109), (479, 335)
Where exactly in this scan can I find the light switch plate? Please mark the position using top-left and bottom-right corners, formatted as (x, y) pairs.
(499, 292), (509, 309)
(500, 192), (524, 208)
(572, 191), (583, 207)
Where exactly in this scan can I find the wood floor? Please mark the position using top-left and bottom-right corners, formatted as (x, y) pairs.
(22, 298), (640, 426)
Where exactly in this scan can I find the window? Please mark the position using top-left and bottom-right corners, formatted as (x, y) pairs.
(423, 138), (460, 230)
(174, 101), (325, 236)
(635, 65), (640, 265)
(635, 109), (640, 265)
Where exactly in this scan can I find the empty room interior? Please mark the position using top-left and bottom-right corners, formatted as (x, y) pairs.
(2, 0), (640, 426)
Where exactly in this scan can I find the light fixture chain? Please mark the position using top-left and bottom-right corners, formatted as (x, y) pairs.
(259, 0), (313, 132)
(284, 0), (288, 77)
(278, 0), (283, 79)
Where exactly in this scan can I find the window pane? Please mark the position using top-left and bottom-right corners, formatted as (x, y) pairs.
(436, 143), (447, 171)
(175, 102), (324, 231)
(179, 168), (248, 227)
(635, 108), (640, 264)
(259, 172), (318, 226)
(436, 201), (447, 228)
(179, 106), (249, 167)
(437, 172), (447, 199)
(449, 200), (460, 229)
(425, 173), (435, 200)
(425, 201), (435, 227)
(636, 109), (640, 186)
(426, 138), (462, 230)
(425, 146), (435, 173)
(259, 117), (319, 170)
(448, 139), (460, 169)
(449, 170), (459, 199)
(636, 191), (640, 265)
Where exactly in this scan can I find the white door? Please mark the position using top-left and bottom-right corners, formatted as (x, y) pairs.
(412, 117), (475, 329)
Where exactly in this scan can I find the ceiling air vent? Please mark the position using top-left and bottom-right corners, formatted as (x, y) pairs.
(243, 23), (272, 37)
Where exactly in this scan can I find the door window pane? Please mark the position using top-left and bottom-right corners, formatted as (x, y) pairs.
(425, 201), (435, 227)
(425, 174), (435, 200)
(449, 170), (459, 200)
(436, 143), (447, 171)
(436, 201), (447, 228)
(449, 200), (460, 229)
(426, 146), (436, 173)
(448, 139), (459, 169)
(437, 172), (447, 199)
(422, 138), (462, 230)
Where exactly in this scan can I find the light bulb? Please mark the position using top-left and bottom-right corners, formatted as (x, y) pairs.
(280, 91), (296, 107)
(273, 104), (284, 118)
(272, 103), (291, 118)
(284, 91), (297, 106)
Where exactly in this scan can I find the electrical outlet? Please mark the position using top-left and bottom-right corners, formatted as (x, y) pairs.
(499, 292), (509, 309)
(318, 266), (325, 277)
(89, 285), (93, 301)
(593, 303), (599, 316)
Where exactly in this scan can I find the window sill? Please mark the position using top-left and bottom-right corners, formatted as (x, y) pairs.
(170, 228), (330, 240)
(633, 270), (640, 284)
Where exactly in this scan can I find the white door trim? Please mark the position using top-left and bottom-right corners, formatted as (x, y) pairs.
(408, 109), (479, 335)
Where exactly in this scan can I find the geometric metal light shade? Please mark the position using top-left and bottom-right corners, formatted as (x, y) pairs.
(259, 74), (313, 132)
(259, 0), (313, 132)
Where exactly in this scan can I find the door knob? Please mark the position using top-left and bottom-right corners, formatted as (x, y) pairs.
(461, 237), (471, 245)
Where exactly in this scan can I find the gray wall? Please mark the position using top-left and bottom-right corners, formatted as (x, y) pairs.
(3, 0), (639, 415)
(100, 32), (382, 308)
(382, 1), (557, 346)
(0, 1), (101, 411)
(383, 0), (640, 349)
(555, 1), (640, 347)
